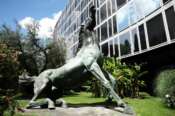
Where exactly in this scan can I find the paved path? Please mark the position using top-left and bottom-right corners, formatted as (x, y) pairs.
(23, 107), (135, 116)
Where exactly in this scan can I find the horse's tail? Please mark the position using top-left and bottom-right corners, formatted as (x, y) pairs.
(18, 75), (36, 85)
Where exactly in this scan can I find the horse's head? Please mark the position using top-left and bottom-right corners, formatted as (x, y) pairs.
(78, 25), (99, 47)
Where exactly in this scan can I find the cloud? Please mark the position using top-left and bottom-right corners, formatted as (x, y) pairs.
(19, 11), (62, 38)
(19, 17), (35, 29)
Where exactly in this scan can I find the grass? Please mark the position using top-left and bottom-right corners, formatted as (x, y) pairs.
(124, 97), (175, 116)
(16, 92), (175, 116)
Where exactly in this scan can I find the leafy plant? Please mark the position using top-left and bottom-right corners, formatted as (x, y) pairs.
(0, 91), (22, 116)
(102, 57), (147, 98)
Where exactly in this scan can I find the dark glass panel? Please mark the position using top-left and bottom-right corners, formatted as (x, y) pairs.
(131, 29), (139, 52)
(111, 0), (117, 13)
(99, 0), (105, 5)
(97, 10), (100, 25)
(97, 28), (100, 42)
(107, 0), (112, 16)
(139, 24), (147, 50)
(119, 32), (131, 56)
(163, 0), (170, 3)
(109, 40), (114, 56)
(116, 0), (127, 8)
(165, 6), (175, 40)
(100, 4), (107, 22)
(102, 42), (108, 56)
(101, 22), (108, 41)
(97, 0), (100, 8)
(114, 37), (119, 57)
(108, 19), (113, 37)
(113, 15), (117, 34)
(147, 14), (167, 47)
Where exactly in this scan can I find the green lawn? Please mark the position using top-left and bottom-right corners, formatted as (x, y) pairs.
(16, 92), (175, 116)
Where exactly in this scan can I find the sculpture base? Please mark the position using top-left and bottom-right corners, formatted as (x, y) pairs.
(23, 106), (135, 116)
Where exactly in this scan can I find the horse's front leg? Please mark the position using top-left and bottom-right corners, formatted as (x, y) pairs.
(89, 62), (125, 106)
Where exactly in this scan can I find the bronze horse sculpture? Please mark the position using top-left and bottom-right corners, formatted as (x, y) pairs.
(27, 6), (131, 113)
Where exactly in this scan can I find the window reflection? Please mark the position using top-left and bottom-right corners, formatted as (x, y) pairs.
(147, 14), (167, 46)
(117, 4), (129, 32)
(135, 0), (160, 17)
(131, 29), (139, 52)
(114, 37), (119, 57)
(119, 32), (131, 56)
(129, 1), (138, 25)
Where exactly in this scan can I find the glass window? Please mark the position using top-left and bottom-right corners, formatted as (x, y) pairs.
(114, 37), (119, 57)
(97, 28), (100, 42)
(109, 40), (114, 56)
(111, 0), (117, 13)
(96, 0), (100, 8)
(97, 10), (100, 25)
(131, 28), (139, 52)
(116, 0), (127, 8)
(101, 22), (108, 41)
(108, 19), (113, 37)
(119, 32), (131, 56)
(147, 14), (167, 47)
(107, 0), (112, 16)
(81, 0), (85, 11)
(113, 15), (117, 34)
(100, 4), (107, 22)
(139, 24), (147, 50)
(117, 4), (129, 32)
(165, 6), (175, 40)
(135, 0), (160, 17)
(101, 42), (108, 56)
(99, 0), (105, 5)
(129, 1), (138, 25)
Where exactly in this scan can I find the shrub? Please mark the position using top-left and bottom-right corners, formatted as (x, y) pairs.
(155, 69), (175, 98)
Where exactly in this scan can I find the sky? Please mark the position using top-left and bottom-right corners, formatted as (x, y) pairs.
(0, 0), (68, 38)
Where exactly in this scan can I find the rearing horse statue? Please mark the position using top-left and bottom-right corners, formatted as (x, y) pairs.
(27, 6), (131, 113)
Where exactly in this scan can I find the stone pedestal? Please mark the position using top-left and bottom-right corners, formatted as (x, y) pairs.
(24, 106), (135, 116)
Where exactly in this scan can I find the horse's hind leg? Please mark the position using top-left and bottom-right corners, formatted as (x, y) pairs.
(28, 76), (49, 108)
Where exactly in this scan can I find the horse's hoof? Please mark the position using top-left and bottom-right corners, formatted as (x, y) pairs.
(117, 102), (126, 108)
(123, 105), (134, 115)
(26, 104), (32, 109)
(49, 107), (55, 110)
